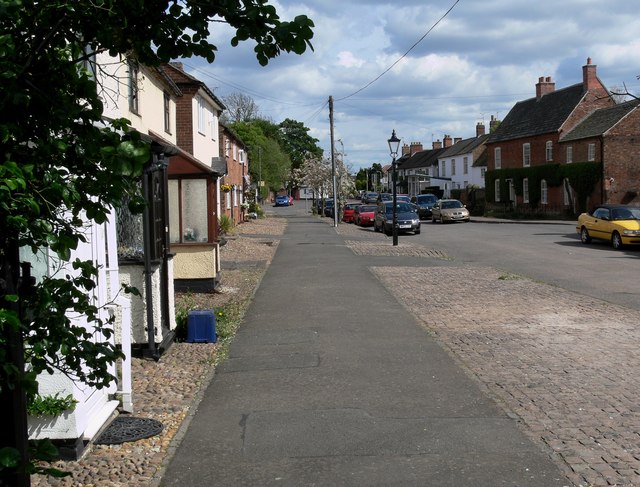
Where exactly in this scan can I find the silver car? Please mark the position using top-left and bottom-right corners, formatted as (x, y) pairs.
(431, 199), (470, 223)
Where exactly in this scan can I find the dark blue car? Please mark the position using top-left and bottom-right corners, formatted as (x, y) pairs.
(373, 202), (421, 235)
(413, 194), (438, 220)
(275, 194), (290, 206)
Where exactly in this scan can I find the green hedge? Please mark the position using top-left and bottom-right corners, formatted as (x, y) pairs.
(485, 162), (601, 208)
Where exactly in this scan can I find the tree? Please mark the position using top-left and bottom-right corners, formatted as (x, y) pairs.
(278, 119), (323, 171)
(230, 120), (292, 199)
(0, 0), (314, 483)
(221, 92), (262, 124)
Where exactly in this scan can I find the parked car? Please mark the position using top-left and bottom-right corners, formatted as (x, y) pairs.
(377, 192), (392, 202)
(362, 191), (379, 204)
(431, 199), (470, 223)
(576, 204), (640, 250)
(275, 194), (290, 207)
(373, 201), (421, 235)
(413, 194), (439, 220)
(342, 203), (360, 223)
(354, 204), (377, 227)
(323, 199), (335, 217)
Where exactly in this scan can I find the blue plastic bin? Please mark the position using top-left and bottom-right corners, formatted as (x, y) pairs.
(186, 310), (217, 343)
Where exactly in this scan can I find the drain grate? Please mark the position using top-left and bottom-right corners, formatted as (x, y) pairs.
(95, 416), (163, 445)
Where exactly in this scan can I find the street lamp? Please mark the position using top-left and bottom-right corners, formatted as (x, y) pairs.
(388, 130), (401, 246)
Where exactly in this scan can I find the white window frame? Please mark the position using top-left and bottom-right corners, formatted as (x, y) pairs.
(463, 156), (468, 175)
(163, 92), (171, 134)
(441, 161), (446, 177)
(523, 143), (531, 167)
(197, 96), (206, 135)
(566, 145), (573, 163)
(128, 60), (139, 114)
(239, 149), (245, 164)
(494, 147), (501, 169)
(451, 159), (456, 176)
(545, 141), (553, 162)
(494, 179), (501, 202)
(523, 178), (529, 203)
(587, 143), (596, 161)
(541, 179), (548, 205)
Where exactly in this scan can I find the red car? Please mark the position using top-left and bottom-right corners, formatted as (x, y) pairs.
(342, 203), (360, 223)
(354, 204), (377, 227)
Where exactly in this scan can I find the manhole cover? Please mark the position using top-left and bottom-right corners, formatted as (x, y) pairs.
(95, 416), (163, 445)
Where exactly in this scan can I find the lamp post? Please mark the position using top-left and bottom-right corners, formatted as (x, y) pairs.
(388, 130), (401, 246)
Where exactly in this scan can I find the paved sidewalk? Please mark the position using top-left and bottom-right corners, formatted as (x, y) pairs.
(161, 210), (568, 486)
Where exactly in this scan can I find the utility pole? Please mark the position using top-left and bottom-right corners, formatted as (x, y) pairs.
(329, 96), (337, 227)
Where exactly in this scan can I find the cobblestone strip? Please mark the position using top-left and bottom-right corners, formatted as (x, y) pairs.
(345, 239), (449, 259)
(372, 265), (640, 487)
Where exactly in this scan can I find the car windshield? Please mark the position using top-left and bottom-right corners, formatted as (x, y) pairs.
(417, 195), (437, 204)
(360, 205), (377, 212)
(612, 207), (640, 220)
(385, 203), (414, 213)
(441, 200), (464, 209)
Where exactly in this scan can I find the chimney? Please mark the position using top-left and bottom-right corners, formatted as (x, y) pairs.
(536, 76), (555, 99)
(583, 57), (597, 92)
(476, 122), (486, 137)
(443, 134), (453, 148)
(489, 115), (500, 133)
(432, 140), (442, 150)
(454, 137), (462, 145)
(409, 142), (423, 155)
(401, 143), (411, 156)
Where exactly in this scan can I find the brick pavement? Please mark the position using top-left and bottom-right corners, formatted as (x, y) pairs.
(336, 220), (640, 487)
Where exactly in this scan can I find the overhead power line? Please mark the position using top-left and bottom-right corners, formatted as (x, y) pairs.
(336, 0), (461, 102)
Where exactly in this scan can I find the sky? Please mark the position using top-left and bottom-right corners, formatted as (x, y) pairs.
(181, 0), (640, 172)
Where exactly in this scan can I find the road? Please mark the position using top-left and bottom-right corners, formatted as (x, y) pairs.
(412, 218), (640, 311)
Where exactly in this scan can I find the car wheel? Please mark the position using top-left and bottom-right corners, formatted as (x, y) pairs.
(415, 229), (421, 235)
(431, 216), (436, 223)
(612, 231), (624, 250)
(580, 227), (591, 244)
(440, 215), (445, 224)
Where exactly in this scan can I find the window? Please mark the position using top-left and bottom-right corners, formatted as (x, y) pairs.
(523, 143), (531, 167)
(541, 179), (548, 205)
(494, 179), (501, 202)
(225, 190), (231, 209)
(566, 145), (573, 163)
(451, 159), (456, 176)
(209, 112), (217, 141)
(239, 150), (245, 164)
(197, 96), (206, 134)
(588, 143), (596, 161)
(128, 60), (139, 113)
(463, 156), (468, 175)
(232, 144), (237, 161)
(224, 138), (231, 157)
(545, 141), (553, 162)
(481, 167), (486, 178)
(523, 178), (529, 203)
(494, 147), (501, 169)
(441, 161), (446, 177)
(163, 92), (171, 134)
(168, 179), (209, 243)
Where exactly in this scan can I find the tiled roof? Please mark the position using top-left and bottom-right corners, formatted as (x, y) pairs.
(400, 148), (445, 170)
(439, 134), (490, 158)
(488, 83), (586, 143)
(560, 99), (640, 142)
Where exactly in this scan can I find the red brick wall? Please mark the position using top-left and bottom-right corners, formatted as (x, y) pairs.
(603, 110), (640, 204)
(219, 126), (248, 224)
(174, 86), (198, 155)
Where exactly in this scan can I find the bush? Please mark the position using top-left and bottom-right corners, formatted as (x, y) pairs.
(219, 214), (234, 234)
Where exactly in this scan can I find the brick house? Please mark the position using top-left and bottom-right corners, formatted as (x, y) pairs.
(560, 98), (640, 207)
(162, 62), (226, 292)
(219, 123), (250, 224)
(485, 58), (616, 214)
